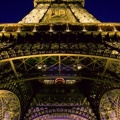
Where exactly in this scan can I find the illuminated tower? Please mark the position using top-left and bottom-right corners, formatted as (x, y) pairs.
(19, 0), (99, 23)
(0, 0), (120, 120)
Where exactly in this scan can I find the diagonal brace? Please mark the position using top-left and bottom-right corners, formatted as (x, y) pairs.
(9, 60), (18, 79)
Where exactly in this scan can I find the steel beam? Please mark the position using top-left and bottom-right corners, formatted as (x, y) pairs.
(102, 59), (110, 77)
(0, 54), (119, 63)
(0, 75), (120, 87)
(9, 60), (18, 79)
(59, 55), (61, 74)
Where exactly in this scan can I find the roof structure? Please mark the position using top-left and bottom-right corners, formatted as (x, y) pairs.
(0, 0), (120, 120)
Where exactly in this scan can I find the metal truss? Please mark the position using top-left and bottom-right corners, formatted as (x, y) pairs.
(0, 23), (120, 33)
(0, 23), (120, 120)
(0, 54), (120, 86)
(0, 23), (120, 61)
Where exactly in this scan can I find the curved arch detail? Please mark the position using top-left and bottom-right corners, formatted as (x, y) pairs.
(100, 89), (120, 120)
(24, 89), (97, 120)
(0, 90), (21, 120)
(24, 107), (96, 120)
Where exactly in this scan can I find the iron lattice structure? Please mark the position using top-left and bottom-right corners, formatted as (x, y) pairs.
(0, 0), (120, 120)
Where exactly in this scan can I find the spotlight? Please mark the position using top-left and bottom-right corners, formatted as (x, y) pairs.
(37, 63), (42, 69)
(98, 26), (102, 32)
(82, 26), (87, 32)
(17, 26), (21, 32)
(33, 26), (37, 32)
(66, 24), (71, 32)
(77, 64), (82, 70)
(113, 26), (117, 32)
(49, 24), (54, 32)
(2, 27), (6, 32)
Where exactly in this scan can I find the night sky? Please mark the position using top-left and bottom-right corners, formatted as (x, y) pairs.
(0, 0), (120, 23)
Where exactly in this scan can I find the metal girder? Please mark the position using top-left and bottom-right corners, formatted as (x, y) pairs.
(0, 75), (120, 87)
(0, 54), (120, 87)
(59, 55), (61, 74)
(9, 59), (18, 79)
(102, 59), (110, 77)
(0, 54), (119, 63)
(0, 23), (120, 33)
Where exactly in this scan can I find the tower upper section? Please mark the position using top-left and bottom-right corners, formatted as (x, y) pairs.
(19, 0), (100, 23)
(34, 0), (85, 7)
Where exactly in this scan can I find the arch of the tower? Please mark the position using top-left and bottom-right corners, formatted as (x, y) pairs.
(23, 90), (97, 120)
(99, 89), (120, 120)
(24, 108), (96, 120)
(0, 90), (21, 120)
(0, 54), (120, 86)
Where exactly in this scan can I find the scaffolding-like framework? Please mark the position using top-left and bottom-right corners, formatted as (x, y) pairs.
(0, 0), (120, 119)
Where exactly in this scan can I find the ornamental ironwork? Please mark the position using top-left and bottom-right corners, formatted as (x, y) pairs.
(0, 0), (120, 119)
(100, 89), (120, 120)
(0, 90), (21, 120)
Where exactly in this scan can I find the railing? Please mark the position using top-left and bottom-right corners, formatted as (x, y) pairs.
(0, 23), (120, 33)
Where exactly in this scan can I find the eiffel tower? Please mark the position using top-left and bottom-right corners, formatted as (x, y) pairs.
(0, 0), (120, 120)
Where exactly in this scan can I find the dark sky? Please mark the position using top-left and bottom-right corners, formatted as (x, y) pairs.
(0, 0), (120, 23)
